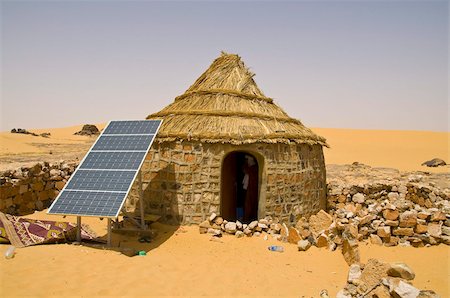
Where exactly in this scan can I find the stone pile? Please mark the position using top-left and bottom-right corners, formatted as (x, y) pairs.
(337, 259), (439, 298)
(0, 161), (77, 215)
(74, 124), (100, 136)
(199, 163), (449, 251)
(10, 128), (51, 138)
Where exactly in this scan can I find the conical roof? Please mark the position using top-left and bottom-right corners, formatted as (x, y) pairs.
(147, 52), (327, 146)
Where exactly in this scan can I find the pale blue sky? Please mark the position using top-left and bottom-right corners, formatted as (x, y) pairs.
(1, 0), (448, 131)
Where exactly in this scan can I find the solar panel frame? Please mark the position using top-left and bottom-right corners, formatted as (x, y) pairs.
(47, 119), (163, 218)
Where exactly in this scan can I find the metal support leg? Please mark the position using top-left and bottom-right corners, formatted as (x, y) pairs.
(138, 171), (146, 229)
(76, 216), (81, 242)
(107, 218), (112, 247)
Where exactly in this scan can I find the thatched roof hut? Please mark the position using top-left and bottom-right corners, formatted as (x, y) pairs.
(147, 53), (327, 146)
(134, 52), (327, 224)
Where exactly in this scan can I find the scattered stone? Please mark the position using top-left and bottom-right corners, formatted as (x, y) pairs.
(418, 290), (440, 298)
(352, 193), (365, 204)
(297, 239), (311, 251)
(342, 238), (360, 265)
(209, 213), (217, 222)
(248, 220), (258, 230)
(387, 263), (415, 280)
(316, 233), (329, 248)
(391, 280), (420, 298)
(359, 259), (390, 291)
(369, 234), (383, 245)
(377, 226), (391, 238)
(309, 210), (333, 236)
(347, 264), (362, 283)
(235, 231), (244, 238)
(224, 222), (237, 234)
(287, 227), (301, 244)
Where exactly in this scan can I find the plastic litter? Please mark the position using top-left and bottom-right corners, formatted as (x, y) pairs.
(268, 245), (284, 252)
(5, 246), (16, 259)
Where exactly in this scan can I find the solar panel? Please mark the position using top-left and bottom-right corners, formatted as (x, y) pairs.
(48, 119), (162, 218)
(92, 135), (153, 151)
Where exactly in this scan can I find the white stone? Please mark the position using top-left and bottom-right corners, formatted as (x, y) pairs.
(258, 222), (268, 229)
(297, 240), (311, 251)
(235, 231), (244, 238)
(236, 220), (243, 230)
(248, 220), (258, 230)
(347, 264), (362, 283)
(224, 222), (237, 234)
(391, 280), (420, 298)
(209, 213), (217, 222)
(352, 193), (365, 204)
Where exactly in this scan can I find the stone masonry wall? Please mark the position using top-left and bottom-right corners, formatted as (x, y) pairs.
(0, 162), (77, 215)
(127, 141), (326, 225)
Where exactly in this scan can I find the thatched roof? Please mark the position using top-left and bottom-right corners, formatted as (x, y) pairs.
(147, 52), (327, 146)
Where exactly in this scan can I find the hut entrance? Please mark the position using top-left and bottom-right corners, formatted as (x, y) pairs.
(221, 152), (259, 223)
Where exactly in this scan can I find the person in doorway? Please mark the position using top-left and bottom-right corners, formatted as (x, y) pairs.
(244, 155), (258, 222)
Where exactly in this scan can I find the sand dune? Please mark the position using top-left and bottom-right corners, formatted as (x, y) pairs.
(312, 128), (449, 173)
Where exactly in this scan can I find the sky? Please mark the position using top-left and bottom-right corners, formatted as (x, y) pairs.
(1, 0), (448, 132)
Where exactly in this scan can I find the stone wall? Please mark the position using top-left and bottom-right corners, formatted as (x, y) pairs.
(126, 141), (326, 224)
(0, 162), (76, 215)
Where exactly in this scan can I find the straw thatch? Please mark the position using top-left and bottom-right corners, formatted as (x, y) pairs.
(147, 52), (327, 146)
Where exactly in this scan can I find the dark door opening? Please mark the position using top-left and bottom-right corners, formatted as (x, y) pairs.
(221, 152), (259, 223)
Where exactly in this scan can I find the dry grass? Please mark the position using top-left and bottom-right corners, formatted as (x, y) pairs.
(147, 52), (327, 146)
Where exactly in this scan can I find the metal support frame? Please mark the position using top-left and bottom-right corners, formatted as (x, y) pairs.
(107, 218), (112, 247)
(138, 170), (146, 230)
(76, 216), (81, 242)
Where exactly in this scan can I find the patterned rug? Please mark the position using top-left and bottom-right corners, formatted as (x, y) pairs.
(0, 212), (98, 248)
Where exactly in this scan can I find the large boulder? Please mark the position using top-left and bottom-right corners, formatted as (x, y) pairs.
(421, 158), (446, 167)
(309, 210), (333, 236)
(74, 124), (100, 136)
(387, 263), (416, 280)
(342, 238), (360, 265)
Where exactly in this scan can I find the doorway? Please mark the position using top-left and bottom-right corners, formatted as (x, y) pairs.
(221, 152), (259, 223)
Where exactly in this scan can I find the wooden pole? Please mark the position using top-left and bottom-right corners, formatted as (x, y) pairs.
(76, 216), (81, 242)
(138, 170), (146, 230)
(107, 218), (112, 247)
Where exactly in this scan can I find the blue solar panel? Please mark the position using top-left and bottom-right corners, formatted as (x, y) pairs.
(65, 170), (136, 192)
(79, 151), (146, 170)
(92, 135), (154, 151)
(49, 191), (126, 217)
(103, 120), (161, 135)
(48, 120), (162, 218)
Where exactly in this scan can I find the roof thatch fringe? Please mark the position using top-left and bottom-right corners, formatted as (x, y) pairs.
(147, 52), (328, 147)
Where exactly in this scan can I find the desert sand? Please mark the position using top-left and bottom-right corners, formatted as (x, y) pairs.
(0, 124), (449, 297)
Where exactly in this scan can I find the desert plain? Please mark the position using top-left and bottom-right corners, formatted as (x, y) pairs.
(0, 124), (448, 297)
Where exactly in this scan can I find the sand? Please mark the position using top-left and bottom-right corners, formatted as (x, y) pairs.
(1, 211), (448, 297)
(312, 128), (449, 173)
(0, 124), (449, 296)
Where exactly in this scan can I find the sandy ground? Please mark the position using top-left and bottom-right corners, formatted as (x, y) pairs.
(0, 124), (449, 296)
(0, 211), (448, 297)
(313, 128), (449, 173)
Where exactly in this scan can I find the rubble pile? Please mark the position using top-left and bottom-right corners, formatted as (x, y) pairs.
(337, 259), (440, 298)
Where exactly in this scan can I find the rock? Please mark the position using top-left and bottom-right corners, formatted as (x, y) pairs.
(442, 226), (450, 236)
(258, 218), (269, 225)
(347, 264), (362, 283)
(235, 231), (244, 238)
(372, 285), (391, 298)
(207, 228), (222, 236)
(414, 224), (428, 234)
(387, 263), (415, 280)
(383, 209), (400, 221)
(74, 124), (100, 136)
(391, 280), (420, 298)
(418, 290), (440, 298)
(399, 211), (417, 228)
(388, 192), (400, 200)
(421, 158), (446, 167)
(224, 222), (237, 234)
(309, 210), (333, 236)
(336, 289), (352, 298)
(209, 213), (217, 222)
(214, 216), (224, 225)
(199, 227), (208, 234)
(297, 239), (311, 251)
(243, 228), (252, 235)
(352, 193), (365, 204)
(342, 238), (360, 265)
(385, 220), (399, 227)
(236, 220), (243, 230)
(248, 220), (258, 230)
(359, 259), (390, 291)
(393, 228), (414, 236)
(199, 220), (212, 229)
(257, 222), (268, 230)
(287, 227), (301, 244)
(427, 223), (442, 238)
(430, 211), (446, 222)
(377, 226), (391, 238)
(316, 233), (329, 248)
(369, 234), (383, 245)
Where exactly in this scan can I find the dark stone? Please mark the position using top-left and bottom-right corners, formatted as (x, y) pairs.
(421, 158), (446, 167)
